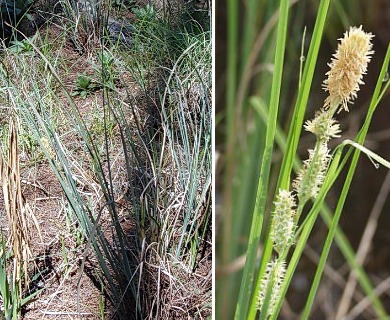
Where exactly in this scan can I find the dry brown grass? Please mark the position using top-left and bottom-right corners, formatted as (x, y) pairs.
(0, 116), (41, 290)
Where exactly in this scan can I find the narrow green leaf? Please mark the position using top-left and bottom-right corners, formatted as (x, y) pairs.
(234, 0), (290, 318)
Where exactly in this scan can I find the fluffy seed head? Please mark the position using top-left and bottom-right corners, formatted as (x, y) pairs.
(257, 260), (286, 317)
(294, 143), (331, 203)
(271, 189), (296, 254)
(323, 26), (374, 112)
(304, 109), (341, 142)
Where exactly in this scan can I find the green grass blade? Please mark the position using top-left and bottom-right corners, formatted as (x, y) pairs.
(246, 1), (331, 318)
(277, 0), (331, 190)
(234, 0), (290, 318)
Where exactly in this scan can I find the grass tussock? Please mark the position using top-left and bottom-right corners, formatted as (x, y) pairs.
(0, 0), (211, 319)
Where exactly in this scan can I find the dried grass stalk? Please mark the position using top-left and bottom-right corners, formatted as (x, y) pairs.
(0, 117), (41, 289)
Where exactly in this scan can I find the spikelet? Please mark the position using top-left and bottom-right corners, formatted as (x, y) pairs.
(323, 26), (374, 112)
(271, 189), (296, 254)
(304, 109), (341, 143)
(293, 143), (331, 203)
(257, 260), (286, 317)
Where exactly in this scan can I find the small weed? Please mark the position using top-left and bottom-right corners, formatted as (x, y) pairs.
(9, 37), (35, 55)
(132, 4), (156, 23)
(95, 50), (118, 90)
(72, 73), (99, 99)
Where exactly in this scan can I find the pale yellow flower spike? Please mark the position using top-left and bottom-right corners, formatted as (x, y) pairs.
(323, 26), (374, 112)
(257, 260), (286, 317)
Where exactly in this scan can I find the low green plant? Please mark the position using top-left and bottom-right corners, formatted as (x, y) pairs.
(132, 4), (156, 24)
(9, 36), (35, 54)
(95, 50), (118, 91)
(72, 73), (99, 99)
